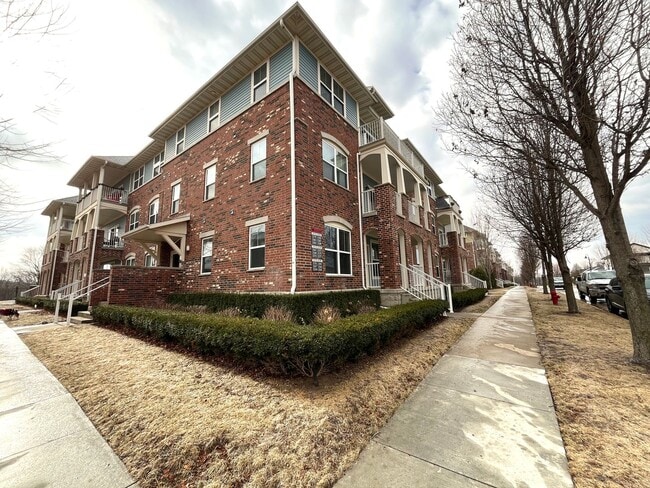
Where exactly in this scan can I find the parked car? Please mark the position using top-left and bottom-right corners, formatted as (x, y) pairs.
(553, 276), (564, 289)
(576, 269), (617, 304)
(605, 274), (650, 316)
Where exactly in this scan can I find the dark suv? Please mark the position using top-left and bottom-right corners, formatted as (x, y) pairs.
(604, 274), (650, 316)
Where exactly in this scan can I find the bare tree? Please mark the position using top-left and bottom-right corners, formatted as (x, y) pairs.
(438, 0), (650, 364)
(518, 235), (539, 286)
(10, 245), (43, 284)
(0, 0), (67, 240)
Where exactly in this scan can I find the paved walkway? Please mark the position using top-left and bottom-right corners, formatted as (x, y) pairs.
(0, 317), (136, 488)
(336, 286), (574, 488)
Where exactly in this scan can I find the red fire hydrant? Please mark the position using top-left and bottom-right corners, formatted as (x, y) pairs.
(550, 290), (560, 305)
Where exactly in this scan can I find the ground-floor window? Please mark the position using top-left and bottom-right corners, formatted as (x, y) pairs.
(201, 237), (213, 274)
(249, 224), (265, 270)
(325, 224), (351, 275)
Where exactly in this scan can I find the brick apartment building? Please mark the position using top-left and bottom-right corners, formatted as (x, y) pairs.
(37, 3), (482, 307)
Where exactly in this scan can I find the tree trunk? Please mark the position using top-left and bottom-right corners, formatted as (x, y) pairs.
(600, 205), (650, 364)
(557, 252), (580, 313)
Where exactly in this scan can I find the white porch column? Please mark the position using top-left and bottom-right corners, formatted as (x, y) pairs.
(380, 150), (391, 185)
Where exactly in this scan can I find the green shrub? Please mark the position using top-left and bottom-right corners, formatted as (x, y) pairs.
(92, 298), (447, 384)
(452, 288), (488, 310)
(166, 290), (380, 324)
(469, 267), (489, 284)
(16, 296), (89, 316)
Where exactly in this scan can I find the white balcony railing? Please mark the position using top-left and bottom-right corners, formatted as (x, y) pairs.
(362, 189), (376, 214)
(77, 184), (128, 213)
(366, 262), (380, 288)
(103, 236), (124, 248)
(359, 118), (425, 178)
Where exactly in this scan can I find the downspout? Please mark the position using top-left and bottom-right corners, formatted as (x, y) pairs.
(357, 152), (366, 289)
(281, 19), (298, 294)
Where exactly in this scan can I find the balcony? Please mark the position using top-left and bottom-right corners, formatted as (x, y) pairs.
(77, 184), (128, 214)
(359, 118), (426, 179)
(362, 189), (376, 214)
(103, 236), (124, 249)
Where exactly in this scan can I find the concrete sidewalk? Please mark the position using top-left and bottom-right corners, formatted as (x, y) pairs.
(336, 286), (574, 488)
(0, 319), (136, 488)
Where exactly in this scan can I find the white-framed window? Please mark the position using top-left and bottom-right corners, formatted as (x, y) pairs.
(132, 167), (145, 190)
(171, 183), (180, 214)
(325, 224), (351, 275)
(149, 199), (159, 224)
(250, 137), (266, 182)
(208, 100), (220, 132)
(252, 62), (268, 102)
(249, 223), (265, 270)
(128, 209), (139, 231)
(152, 151), (164, 177)
(201, 237), (213, 274)
(125, 254), (136, 266)
(204, 164), (216, 200)
(322, 140), (348, 189)
(145, 253), (157, 268)
(319, 65), (345, 116)
(175, 127), (185, 155)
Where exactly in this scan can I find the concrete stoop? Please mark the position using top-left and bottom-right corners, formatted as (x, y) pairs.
(69, 310), (93, 325)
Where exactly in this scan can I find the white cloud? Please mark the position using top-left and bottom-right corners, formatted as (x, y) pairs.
(1, 0), (647, 279)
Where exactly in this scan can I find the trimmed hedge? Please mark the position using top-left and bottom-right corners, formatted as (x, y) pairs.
(92, 298), (447, 384)
(167, 290), (381, 324)
(16, 296), (89, 316)
(452, 288), (488, 310)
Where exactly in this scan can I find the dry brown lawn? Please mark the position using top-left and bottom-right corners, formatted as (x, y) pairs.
(6, 309), (59, 327)
(527, 289), (650, 488)
(22, 306), (478, 487)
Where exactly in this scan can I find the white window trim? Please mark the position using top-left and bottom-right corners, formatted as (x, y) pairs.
(132, 166), (145, 191)
(250, 137), (267, 182)
(128, 208), (140, 231)
(175, 127), (185, 155)
(148, 198), (160, 225)
(204, 164), (216, 201)
(208, 100), (220, 132)
(171, 183), (181, 214)
(318, 64), (345, 116)
(200, 236), (213, 275)
(152, 151), (164, 177)
(324, 222), (352, 276)
(245, 216), (268, 227)
(252, 61), (269, 102)
(248, 223), (266, 271)
(124, 253), (136, 266)
(322, 139), (349, 189)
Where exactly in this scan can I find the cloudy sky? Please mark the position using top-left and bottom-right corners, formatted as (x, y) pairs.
(1, 0), (648, 276)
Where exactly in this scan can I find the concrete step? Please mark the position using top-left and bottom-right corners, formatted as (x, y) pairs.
(69, 316), (93, 325)
(77, 310), (92, 318)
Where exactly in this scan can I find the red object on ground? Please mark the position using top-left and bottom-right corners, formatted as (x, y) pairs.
(550, 291), (560, 305)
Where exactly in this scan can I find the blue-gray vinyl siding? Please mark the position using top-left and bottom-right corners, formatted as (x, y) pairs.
(269, 43), (292, 91)
(165, 136), (176, 163)
(345, 92), (358, 127)
(222, 76), (251, 122)
(186, 108), (208, 147)
(298, 43), (318, 92)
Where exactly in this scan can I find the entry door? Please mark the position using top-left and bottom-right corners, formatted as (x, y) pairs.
(366, 238), (380, 288)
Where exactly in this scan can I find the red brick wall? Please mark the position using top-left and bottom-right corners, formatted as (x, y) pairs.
(293, 79), (362, 291)
(125, 85), (293, 292)
(89, 268), (110, 306)
(107, 266), (181, 307)
(363, 184), (438, 289)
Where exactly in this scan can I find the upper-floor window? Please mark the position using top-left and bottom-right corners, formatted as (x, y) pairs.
(204, 164), (216, 200)
(125, 254), (136, 266)
(149, 199), (159, 225)
(145, 252), (157, 268)
(129, 209), (139, 231)
(249, 223), (265, 270)
(201, 237), (213, 274)
(322, 140), (348, 189)
(153, 151), (164, 177)
(319, 66), (345, 116)
(252, 63), (268, 102)
(325, 224), (351, 275)
(176, 127), (185, 155)
(250, 138), (266, 182)
(171, 183), (181, 214)
(132, 167), (144, 191)
(208, 100), (220, 132)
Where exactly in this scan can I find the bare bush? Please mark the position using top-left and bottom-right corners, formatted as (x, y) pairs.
(262, 305), (294, 323)
(313, 305), (341, 325)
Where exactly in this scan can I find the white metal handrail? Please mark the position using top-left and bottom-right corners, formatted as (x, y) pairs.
(54, 276), (110, 325)
(50, 280), (81, 300)
(496, 279), (504, 288)
(20, 285), (40, 298)
(464, 272), (487, 289)
(399, 263), (453, 313)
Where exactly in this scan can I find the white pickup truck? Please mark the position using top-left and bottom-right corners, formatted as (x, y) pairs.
(576, 270), (616, 304)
